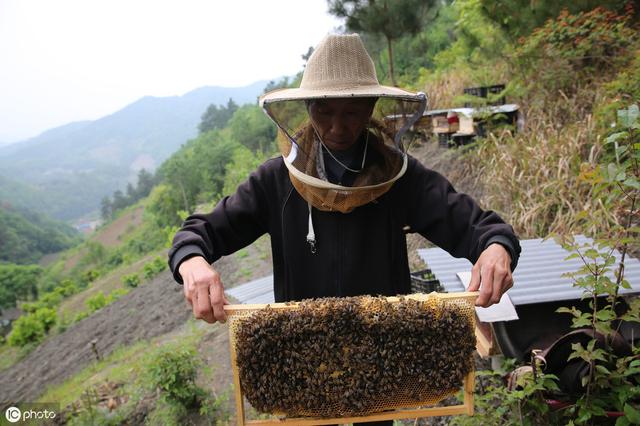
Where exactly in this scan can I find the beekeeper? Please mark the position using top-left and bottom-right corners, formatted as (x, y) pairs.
(169, 33), (521, 325)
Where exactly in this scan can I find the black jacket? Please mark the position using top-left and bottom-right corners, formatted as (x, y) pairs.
(169, 156), (520, 302)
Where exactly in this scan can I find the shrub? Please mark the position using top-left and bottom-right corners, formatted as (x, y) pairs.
(143, 257), (167, 280)
(7, 314), (45, 346)
(143, 344), (208, 407)
(81, 270), (100, 285)
(7, 307), (57, 347)
(122, 273), (140, 288)
(515, 6), (637, 93)
(85, 289), (128, 315)
(86, 292), (107, 312)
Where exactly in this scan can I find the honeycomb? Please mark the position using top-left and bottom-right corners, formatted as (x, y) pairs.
(228, 293), (476, 419)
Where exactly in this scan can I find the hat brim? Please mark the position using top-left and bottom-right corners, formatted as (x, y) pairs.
(259, 84), (423, 106)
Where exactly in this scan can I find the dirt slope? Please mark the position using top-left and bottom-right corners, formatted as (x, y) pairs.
(0, 272), (189, 406)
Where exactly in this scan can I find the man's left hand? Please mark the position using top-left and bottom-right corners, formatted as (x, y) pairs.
(468, 243), (513, 307)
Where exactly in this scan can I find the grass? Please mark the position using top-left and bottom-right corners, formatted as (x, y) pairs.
(0, 343), (31, 372)
(471, 83), (618, 239)
(36, 340), (148, 407)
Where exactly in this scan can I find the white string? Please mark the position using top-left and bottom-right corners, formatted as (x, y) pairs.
(306, 202), (316, 254)
(314, 128), (369, 174)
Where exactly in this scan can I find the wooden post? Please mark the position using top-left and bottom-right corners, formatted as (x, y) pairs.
(228, 323), (246, 426)
(464, 371), (475, 416)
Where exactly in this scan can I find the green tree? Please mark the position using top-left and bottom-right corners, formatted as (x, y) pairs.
(198, 98), (239, 134)
(222, 146), (269, 196)
(147, 184), (185, 228)
(227, 105), (277, 153)
(135, 168), (156, 198)
(328, 0), (433, 85)
(100, 196), (112, 221)
(7, 307), (57, 347)
(0, 205), (80, 264)
(0, 264), (42, 313)
(263, 76), (295, 94)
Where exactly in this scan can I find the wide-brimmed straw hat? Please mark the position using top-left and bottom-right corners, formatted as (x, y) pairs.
(260, 33), (423, 105)
(258, 32), (426, 220)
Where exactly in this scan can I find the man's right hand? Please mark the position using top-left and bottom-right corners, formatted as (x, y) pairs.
(178, 256), (229, 323)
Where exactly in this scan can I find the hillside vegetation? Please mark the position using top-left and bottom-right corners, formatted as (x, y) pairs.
(1, 1), (638, 425)
(0, 204), (80, 265)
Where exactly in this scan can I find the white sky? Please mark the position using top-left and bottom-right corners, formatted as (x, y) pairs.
(0, 0), (343, 143)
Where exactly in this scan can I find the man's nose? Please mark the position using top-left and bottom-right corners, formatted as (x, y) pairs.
(328, 116), (349, 134)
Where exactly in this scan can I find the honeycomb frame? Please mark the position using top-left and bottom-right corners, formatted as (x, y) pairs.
(224, 292), (478, 426)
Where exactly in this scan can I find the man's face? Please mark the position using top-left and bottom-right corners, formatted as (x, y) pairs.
(307, 98), (376, 151)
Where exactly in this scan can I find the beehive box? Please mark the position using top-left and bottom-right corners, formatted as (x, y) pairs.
(225, 292), (478, 425)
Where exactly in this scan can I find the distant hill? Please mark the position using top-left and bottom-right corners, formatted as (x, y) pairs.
(0, 81), (269, 220)
(0, 203), (81, 264)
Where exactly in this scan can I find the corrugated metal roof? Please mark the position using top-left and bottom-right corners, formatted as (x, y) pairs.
(225, 275), (274, 304)
(417, 236), (640, 306)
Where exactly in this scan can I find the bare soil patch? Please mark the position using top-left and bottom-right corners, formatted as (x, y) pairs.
(92, 206), (145, 249)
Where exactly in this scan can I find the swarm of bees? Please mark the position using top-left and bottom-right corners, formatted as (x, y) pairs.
(232, 295), (475, 418)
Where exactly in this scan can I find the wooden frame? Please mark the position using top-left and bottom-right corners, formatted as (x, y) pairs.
(224, 292), (478, 426)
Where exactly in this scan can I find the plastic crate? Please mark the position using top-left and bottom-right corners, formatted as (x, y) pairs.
(463, 84), (506, 107)
(410, 269), (443, 293)
(437, 133), (452, 148)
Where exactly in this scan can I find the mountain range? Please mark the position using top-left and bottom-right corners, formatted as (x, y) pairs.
(0, 81), (269, 221)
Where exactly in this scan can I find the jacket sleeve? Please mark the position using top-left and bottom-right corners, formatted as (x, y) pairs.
(405, 159), (521, 270)
(167, 160), (274, 284)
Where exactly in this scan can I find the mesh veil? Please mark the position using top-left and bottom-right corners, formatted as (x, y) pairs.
(262, 95), (427, 213)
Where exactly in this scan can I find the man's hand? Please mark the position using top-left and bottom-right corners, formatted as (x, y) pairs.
(178, 256), (229, 323)
(468, 243), (513, 308)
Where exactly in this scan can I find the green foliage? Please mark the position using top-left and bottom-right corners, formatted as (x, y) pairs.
(0, 204), (80, 264)
(145, 398), (188, 426)
(142, 342), (209, 407)
(552, 104), (640, 423)
(598, 53), (640, 127)
(451, 362), (560, 426)
(100, 169), (157, 221)
(81, 269), (100, 285)
(122, 273), (141, 288)
(222, 145), (270, 196)
(328, 0), (435, 85)
(227, 105), (277, 153)
(86, 292), (108, 312)
(478, 0), (631, 40)
(21, 279), (79, 314)
(151, 130), (239, 226)
(389, 5), (458, 87)
(263, 75), (298, 94)
(7, 307), (57, 347)
(143, 257), (167, 280)
(84, 289), (129, 314)
(146, 184), (185, 229)
(198, 98), (238, 134)
(0, 263), (42, 312)
(80, 241), (108, 267)
(514, 6), (637, 94)
(432, 0), (511, 71)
